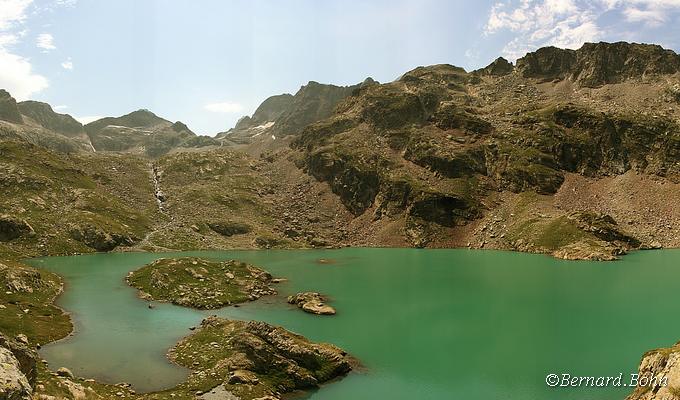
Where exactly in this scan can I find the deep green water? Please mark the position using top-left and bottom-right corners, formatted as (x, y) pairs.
(28, 248), (680, 399)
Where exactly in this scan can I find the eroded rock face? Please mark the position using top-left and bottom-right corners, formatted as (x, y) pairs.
(68, 224), (134, 251)
(627, 342), (680, 400)
(517, 42), (680, 87)
(0, 90), (23, 124)
(0, 347), (31, 400)
(0, 216), (34, 242)
(287, 292), (336, 315)
(0, 334), (38, 400)
(569, 211), (640, 247)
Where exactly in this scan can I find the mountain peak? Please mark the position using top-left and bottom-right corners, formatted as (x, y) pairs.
(17, 100), (84, 137)
(516, 41), (680, 87)
(475, 57), (514, 76)
(0, 89), (23, 124)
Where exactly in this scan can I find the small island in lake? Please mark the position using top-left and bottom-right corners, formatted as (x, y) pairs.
(170, 316), (353, 399)
(127, 257), (277, 309)
(288, 292), (337, 315)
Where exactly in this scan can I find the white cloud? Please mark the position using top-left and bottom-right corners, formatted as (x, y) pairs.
(0, 0), (32, 30)
(74, 115), (102, 124)
(36, 32), (55, 50)
(204, 102), (244, 113)
(0, 49), (48, 99)
(484, 0), (680, 60)
(61, 58), (72, 69)
(0, 0), (48, 100)
(623, 6), (665, 24)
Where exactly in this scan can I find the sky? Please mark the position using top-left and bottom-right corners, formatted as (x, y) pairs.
(1, 0), (680, 136)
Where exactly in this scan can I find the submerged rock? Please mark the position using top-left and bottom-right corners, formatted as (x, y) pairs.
(287, 292), (336, 315)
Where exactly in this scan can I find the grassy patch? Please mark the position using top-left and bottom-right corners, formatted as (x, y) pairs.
(127, 257), (276, 309)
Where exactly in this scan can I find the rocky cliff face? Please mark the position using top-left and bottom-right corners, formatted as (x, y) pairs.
(627, 342), (680, 400)
(516, 42), (680, 87)
(219, 80), (368, 144)
(0, 90), (23, 124)
(0, 335), (36, 400)
(1, 41), (680, 258)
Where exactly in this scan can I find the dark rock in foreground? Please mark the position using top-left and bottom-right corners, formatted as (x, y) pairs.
(0, 216), (34, 242)
(0, 334), (38, 399)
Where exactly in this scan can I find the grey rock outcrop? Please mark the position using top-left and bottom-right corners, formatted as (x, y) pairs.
(287, 292), (336, 315)
(0, 90), (23, 124)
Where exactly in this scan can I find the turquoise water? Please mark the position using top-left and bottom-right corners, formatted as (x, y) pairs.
(29, 248), (680, 399)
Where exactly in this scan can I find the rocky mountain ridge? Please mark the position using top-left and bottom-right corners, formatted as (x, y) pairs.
(1, 40), (680, 400)
(218, 79), (375, 144)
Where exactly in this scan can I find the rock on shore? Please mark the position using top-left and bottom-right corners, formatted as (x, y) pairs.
(287, 292), (336, 315)
(627, 342), (680, 400)
(0, 334), (38, 400)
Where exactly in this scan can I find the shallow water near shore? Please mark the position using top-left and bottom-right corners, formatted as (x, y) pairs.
(28, 248), (680, 399)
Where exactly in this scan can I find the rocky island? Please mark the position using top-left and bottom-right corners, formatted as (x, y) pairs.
(169, 316), (353, 400)
(287, 292), (337, 315)
(127, 257), (277, 309)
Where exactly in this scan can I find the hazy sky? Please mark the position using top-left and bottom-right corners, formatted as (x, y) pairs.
(1, 0), (680, 135)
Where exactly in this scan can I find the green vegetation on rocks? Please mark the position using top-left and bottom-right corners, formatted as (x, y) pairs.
(127, 257), (277, 309)
(169, 316), (353, 399)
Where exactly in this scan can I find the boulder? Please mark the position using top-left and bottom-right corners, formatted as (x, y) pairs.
(0, 347), (32, 400)
(0, 216), (34, 242)
(287, 292), (336, 315)
(227, 369), (259, 385)
(0, 334), (38, 392)
(56, 367), (74, 379)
